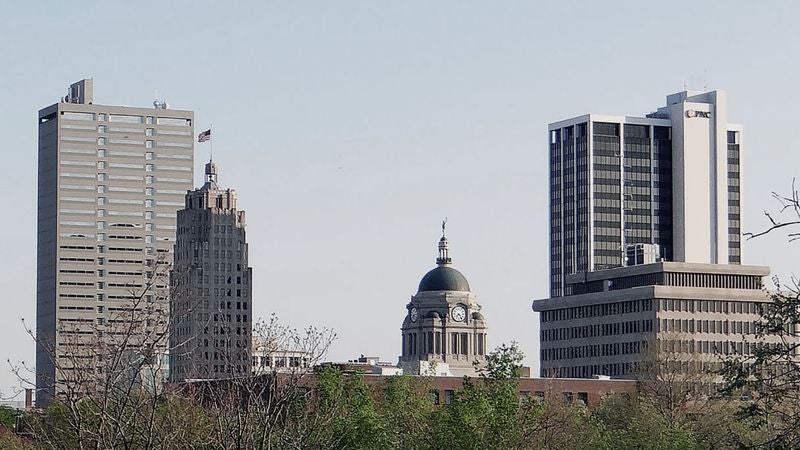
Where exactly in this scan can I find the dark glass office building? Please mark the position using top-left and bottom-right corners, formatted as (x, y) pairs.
(548, 90), (742, 298)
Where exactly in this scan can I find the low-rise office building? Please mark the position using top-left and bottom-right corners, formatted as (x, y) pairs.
(533, 261), (784, 378)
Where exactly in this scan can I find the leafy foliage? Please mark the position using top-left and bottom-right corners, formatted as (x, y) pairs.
(8, 341), (782, 449)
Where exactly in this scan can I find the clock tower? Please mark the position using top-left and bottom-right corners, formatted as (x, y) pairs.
(399, 225), (488, 377)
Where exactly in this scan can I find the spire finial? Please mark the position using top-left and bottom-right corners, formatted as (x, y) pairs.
(436, 218), (451, 266)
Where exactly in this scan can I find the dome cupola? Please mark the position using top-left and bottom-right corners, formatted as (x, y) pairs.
(417, 219), (470, 293)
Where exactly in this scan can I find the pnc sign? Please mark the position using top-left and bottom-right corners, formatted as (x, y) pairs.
(686, 109), (712, 119)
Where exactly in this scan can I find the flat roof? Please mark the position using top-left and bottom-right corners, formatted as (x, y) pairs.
(565, 262), (769, 285)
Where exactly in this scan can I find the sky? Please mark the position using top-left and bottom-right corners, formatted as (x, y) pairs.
(1, 1), (800, 398)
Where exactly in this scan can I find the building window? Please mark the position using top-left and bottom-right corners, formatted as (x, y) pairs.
(109, 114), (143, 124)
(145, 187), (154, 196)
(96, 209), (105, 218)
(146, 164), (154, 172)
(429, 390), (440, 405)
(97, 149), (107, 158)
(97, 161), (106, 170)
(146, 116), (154, 124)
(97, 173), (106, 182)
(97, 221), (105, 229)
(98, 113), (107, 122)
(145, 199), (155, 207)
(157, 117), (191, 126)
(145, 175), (155, 184)
(145, 211), (153, 219)
(97, 137), (107, 145)
(97, 186), (106, 193)
(146, 152), (155, 160)
(146, 128), (155, 136)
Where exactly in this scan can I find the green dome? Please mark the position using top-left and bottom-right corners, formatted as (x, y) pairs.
(418, 266), (470, 293)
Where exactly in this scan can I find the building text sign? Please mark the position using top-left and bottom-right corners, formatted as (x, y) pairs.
(686, 109), (712, 119)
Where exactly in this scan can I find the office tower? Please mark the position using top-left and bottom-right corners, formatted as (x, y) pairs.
(548, 90), (742, 298)
(170, 160), (252, 381)
(399, 229), (488, 377)
(533, 261), (776, 378)
(37, 80), (194, 405)
(532, 89), (791, 380)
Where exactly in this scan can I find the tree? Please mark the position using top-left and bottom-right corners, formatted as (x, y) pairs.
(11, 254), (177, 449)
(719, 180), (800, 447)
(478, 341), (524, 381)
(0, 405), (16, 429)
(633, 336), (718, 425)
(0, 430), (33, 450)
(192, 314), (337, 450)
(377, 375), (434, 450)
(592, 393), (697, 450)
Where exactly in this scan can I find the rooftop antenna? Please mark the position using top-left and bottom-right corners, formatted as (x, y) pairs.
(152, 89), (169, 109)
(441, 217), (447, 237)
(703, 69), (707, 90)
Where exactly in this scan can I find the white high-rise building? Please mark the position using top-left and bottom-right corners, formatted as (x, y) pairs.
(37, 80), (194, 405)
(548, 90), (742, 298)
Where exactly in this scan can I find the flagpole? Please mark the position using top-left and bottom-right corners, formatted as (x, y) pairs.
(210, 123), (213, 162)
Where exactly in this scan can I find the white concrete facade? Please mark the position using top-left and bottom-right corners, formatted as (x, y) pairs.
(37, 80), (194, 405)
(661, 90), (737, 264)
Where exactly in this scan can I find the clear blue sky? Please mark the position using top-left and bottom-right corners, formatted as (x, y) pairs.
(1, 1), (799, 396)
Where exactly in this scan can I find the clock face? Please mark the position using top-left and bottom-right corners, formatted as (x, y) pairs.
(410, 307), (418, 323)
(451, 305), (466, 322)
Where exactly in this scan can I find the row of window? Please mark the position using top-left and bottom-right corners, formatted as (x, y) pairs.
(661, 318), (760, 335)
(402, 332), (486, 357)
(61, 172), (191, 184)
(543, 363), (630, 378)
(62, 111), (191, 126)
(63, 123), (191, 138)
(541, 340), (647, 361)
(541, 299), (654, 323)
(542, 319), (655, 342)
(660, 298), (764, 313)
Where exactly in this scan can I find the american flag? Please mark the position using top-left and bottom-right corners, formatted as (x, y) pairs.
(198, 129), (211, 142)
